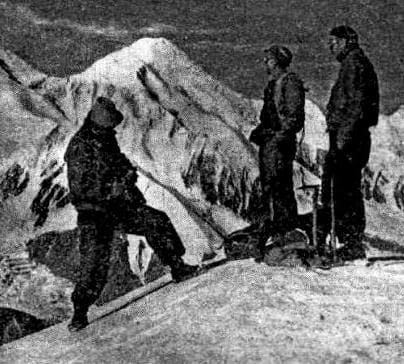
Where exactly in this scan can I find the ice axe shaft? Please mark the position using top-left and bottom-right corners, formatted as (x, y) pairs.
(330, 176), (337, 262)
(368, 256), (404, 262)
(312, 186), (319, 248)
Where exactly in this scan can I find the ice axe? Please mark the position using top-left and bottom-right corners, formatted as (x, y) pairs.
(330, 176), (337, 263)
(366, 256), (404, 267)
(312, 185), (320, 248)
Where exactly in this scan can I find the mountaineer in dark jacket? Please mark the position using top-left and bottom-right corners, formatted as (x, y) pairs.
(249, 45), (305, 261)
(318, 26), (379, 260)
(64, 97), (198, 332)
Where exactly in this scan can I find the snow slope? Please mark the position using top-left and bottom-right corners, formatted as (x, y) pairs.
(2, 260), (404, 363)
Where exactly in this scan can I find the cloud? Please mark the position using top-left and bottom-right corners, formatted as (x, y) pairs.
(40, 19), (129, 38)
(1, 2), (228, 40)
(18, 4), (129, 37)
(0, 2), (128, 38)
(1, 3), (182, 38)
(136, 23), (178, 35)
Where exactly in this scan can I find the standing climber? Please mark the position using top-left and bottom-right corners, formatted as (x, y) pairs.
(318, 26), (379, 260)
(250, 45), (305, 261)
(64, 97), (198, 332)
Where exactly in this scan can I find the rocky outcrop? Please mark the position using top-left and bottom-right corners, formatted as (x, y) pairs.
(0, 261), (73, 336)
(0, 163), (29, 200)
(0, 307), (48, 346)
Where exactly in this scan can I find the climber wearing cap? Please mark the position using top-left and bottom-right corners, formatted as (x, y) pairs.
(249, 45), (305, 261)
(64, 97), (198, 332)
(318, 26), (379, 261)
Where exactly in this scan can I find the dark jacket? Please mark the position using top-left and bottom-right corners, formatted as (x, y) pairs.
(250, 72), (305, 147)
(326, 45), (379, 156)
(249, 72), (305, 231)
(64, 117), (145, 213)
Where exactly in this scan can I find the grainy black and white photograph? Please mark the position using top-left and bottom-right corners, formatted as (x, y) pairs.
(0, 0), (403, 362)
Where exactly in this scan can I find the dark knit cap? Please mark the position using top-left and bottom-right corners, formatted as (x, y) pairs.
(264, 45), (293, 68)
(329, 26), (358, 43)
(96, 96), (116, 111)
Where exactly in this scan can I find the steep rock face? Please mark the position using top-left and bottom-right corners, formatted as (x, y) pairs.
(0, 66), (75, 254)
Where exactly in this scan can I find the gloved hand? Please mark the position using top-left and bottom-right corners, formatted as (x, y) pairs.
(109, 170), (137, 199)
(327, 148), (339, 167)
(110, 178), (126, 198)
